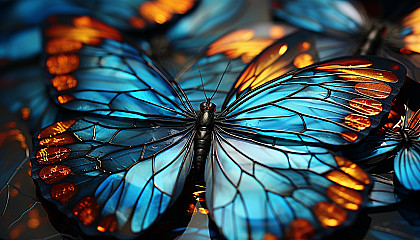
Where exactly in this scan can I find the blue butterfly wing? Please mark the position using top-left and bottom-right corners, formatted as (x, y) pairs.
(0, 0), (86, 33)
(0, 63), (60, 132)
(165, 0), (245, 53)
(394, 144), (420, 191)
(0, 28), (41, 63)
(220, 56), (406, 145)
(368, 174), (397, 209)
(31, 116), (195, 237)
(206, 129), (371, 240)
(176, 26), (313, 110)
(42, 15), (194, 120)
(270, 0), (369, 36)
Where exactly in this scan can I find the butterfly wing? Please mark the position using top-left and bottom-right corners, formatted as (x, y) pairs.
(393, 108), (420, 190)
(70, 0), (198, 32)
(42, 15), (195, 120)
(368, 174), (397, 209)
(176, 26), (312, 110)
(0, 107), (64, 239)
(206, 129), (371, 239)
(164, 0), (245, 53)
(270, 0), (370, 36)
(380, 7), (420, 81)
(0, 63), (61, 132)
(31, 116), (195, 237)
(219, 56), (406, 145)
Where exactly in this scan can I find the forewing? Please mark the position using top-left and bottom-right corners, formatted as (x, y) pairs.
(31, 117), (195, 237)
(270, 0), (369, 36)
(43, 15), (194, 120)
(206, 129), (371, 240)
(220, 56), (406, 145)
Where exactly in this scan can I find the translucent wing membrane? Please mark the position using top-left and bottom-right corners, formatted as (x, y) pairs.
(368, 174), (397, 208)
(0, 63), (60, 132)
(270, 0), (369, 36)
(207, 128), (371, 240)
(176, 27), (309, 110)
(43, 15), (195, 120)
(220, 56), (406, 145)
(31, 116), (195, 236)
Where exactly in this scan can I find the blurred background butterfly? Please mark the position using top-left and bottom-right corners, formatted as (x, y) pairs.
(270, 0), (420, 81)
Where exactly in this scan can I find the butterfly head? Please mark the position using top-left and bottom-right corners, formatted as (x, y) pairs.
(200, 101), (216, 113)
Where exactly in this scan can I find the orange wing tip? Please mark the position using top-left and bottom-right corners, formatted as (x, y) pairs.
(293, 53), (314, 68)
(138, 0), (195, 25)
(51, 75), (78, 91)
(38, 120), (76, 139)
(340, 132), (358, 142)
(0, 126), (27, 149)
(36, 147), (71, 164)
(262, 233), (278, 240)
(39, 165), (71, 184)
(206, 29), (276, 64)
(337, 69), (398, 83)
(46, 54), (79, 75)
(19, 107), (31, 120)
(354, 82), (392, 99)
(326, 185), (362, 211)
(314, 202), (347, 227)
(51, 182), (77, 204)
(73, 16), (120, 35)
(349, 98), (383, 116)
(325, 170), (365, 190)
(73, 196), (100, 226)
(344, 114), (371, 131)
(38, 134), (77, 146)
(46, 38), (83, 54)
(284, 218), (315, 240)
(58, 95), (75, 104)
(316, 59), (372, 70)
(129, 17), (147, 29)
(97, 214), (118, 233)
(299, 41), (311, 51)
(334, 156), (370, 185)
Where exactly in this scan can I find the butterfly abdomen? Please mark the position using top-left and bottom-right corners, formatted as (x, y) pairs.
(193, 102), (216, 180)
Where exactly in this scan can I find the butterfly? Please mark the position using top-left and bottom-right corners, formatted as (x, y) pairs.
(30, 15), (406, 239)
(0, 0), (245, 74)
(270, 0), (420, 81)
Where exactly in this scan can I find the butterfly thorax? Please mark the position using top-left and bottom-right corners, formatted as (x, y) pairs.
(399, 128), (419, 148)
(358, 23), (385, 55)
(193, 101), (216, 181)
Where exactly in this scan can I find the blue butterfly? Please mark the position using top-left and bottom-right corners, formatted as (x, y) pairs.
(30, 15), (406, 239)
(270, 0), (420, 81)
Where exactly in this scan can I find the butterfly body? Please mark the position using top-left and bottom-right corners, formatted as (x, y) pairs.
(193, 101), (216, 179)
(358, 23), (385, 55)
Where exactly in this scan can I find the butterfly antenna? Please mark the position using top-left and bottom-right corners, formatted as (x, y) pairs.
(210, 61), (231, 101)
(197, 63), (209, 101)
